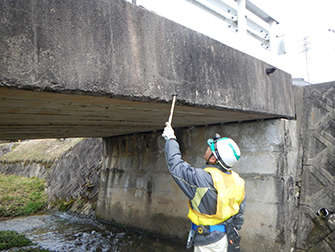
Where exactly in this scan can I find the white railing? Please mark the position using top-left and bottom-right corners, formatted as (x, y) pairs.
(186, 0), (284, 55)
(127, 0), (285, 57)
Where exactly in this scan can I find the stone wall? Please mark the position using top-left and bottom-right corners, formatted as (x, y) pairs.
(96, 118), (299, 251)
(294, 81), (335, 251)
(45, 138), (102, 216)
(0, 162), (48, 179)
(0, 141), (47, 178)
(0, 138), (84, 179)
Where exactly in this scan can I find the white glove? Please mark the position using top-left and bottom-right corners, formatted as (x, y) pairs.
(162, 122), (176, 140)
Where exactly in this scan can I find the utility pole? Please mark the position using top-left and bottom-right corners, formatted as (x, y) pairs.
(301, 36), (311, 82)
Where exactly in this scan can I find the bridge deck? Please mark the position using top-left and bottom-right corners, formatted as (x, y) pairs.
(0, 0), (294, 139)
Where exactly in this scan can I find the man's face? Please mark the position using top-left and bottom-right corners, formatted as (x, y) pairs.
(204, 146), (213, 161)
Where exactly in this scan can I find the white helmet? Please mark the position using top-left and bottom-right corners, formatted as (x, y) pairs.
(207, 133), (241, 169)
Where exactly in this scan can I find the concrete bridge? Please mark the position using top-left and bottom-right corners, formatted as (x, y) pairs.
(0, 0), (294, 140)
(3, 1), (333, 252)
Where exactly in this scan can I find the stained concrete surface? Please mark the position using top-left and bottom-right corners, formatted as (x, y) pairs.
(97, 118), (299, 251)
(0, 0), (294, 140)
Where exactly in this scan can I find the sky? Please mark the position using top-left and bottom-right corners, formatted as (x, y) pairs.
(127, 0), (335, 84)
(252, 0), (335, 84)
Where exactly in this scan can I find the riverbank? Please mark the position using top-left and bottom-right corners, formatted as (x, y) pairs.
(0, 230), (52, 251)
(0, 138), (102, 251)
(0, 212), (188, 251)
(0, 173), (53, 251)
(0, 174), (186, 252)
(0, 173), (187, 251)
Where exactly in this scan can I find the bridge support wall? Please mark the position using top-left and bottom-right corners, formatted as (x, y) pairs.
(97, 117), (299, 251)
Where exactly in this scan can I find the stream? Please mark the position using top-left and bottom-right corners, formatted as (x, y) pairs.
(0, 212), (189, 252)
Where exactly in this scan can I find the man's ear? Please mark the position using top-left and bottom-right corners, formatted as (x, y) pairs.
(209, 154), (217, 164)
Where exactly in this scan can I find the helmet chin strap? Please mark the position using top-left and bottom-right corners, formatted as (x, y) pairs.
(206, 155), (229, 172)
(217, 161), (229, 171)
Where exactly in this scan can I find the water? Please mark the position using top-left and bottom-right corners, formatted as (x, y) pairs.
(0, 212), (189, 252)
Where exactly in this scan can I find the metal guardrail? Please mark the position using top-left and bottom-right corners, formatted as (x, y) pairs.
(130, 0), (285, 55)
(188, 0), (283, 54)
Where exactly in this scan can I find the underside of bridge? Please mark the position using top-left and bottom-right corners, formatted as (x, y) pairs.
(0, 0), (294, 140)
(0, 86), (286, 140)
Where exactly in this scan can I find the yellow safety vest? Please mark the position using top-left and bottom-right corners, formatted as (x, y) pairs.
(187, 167), (245, 226)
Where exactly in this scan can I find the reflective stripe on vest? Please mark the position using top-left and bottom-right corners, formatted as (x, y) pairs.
(187, 167), (245, 226)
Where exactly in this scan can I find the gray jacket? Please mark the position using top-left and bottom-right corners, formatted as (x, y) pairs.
(164, 139), (245, 246)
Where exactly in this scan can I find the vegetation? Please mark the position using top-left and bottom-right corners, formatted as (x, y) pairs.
(0, 175), (53, 251)
(0, 230), (52, 251)
(0, 174), (47, 218)
(9, 249), (52, 252)
(0, 230), (34, 250)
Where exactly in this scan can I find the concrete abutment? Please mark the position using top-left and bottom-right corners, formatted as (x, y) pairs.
(96, 118), (299, 251)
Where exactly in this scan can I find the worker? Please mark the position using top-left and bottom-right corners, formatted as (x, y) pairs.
(162, 122), (246, 252)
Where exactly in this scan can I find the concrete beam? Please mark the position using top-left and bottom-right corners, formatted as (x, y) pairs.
(0, 0), (294, 139)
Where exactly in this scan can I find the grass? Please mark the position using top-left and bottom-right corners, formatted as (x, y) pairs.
(0, 174), (48, 218)
(0, 230), (34, 250)
(0, 230), (52, 251)
(0, 174), (53, 251)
